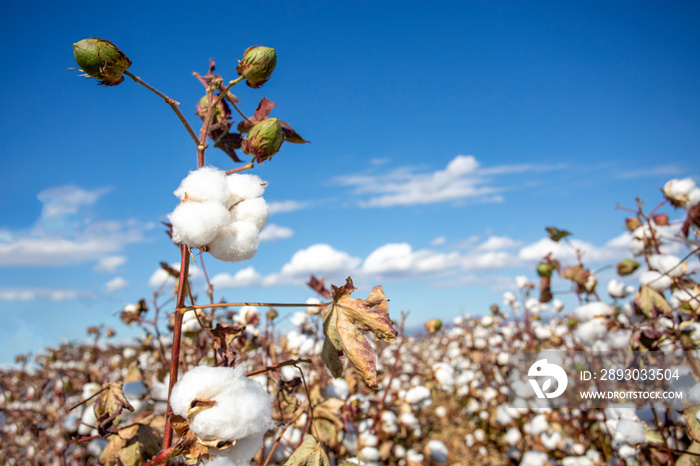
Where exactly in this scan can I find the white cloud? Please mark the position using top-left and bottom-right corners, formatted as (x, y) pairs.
(431, 236), (446, 246)
(280, 244), (361, 278)
(333, 155), (566, 207)
(361, 243), (460, 279)
(268, 200), (307, 215)
(0, 185), (151, 267)
(461, 251), (516, 272)
(93, 255), (127, 273)
(36, 185), (110, 218)
(0, 287), (96, 302)
(617, 164), (683, 179)
(259, 224), (293, 242)
(211, 267), (263, 288)
(477, 235), (522, 251)
(104, 277), (128, 293)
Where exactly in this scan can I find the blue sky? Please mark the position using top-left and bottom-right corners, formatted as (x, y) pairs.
(1, 1), (699, 362)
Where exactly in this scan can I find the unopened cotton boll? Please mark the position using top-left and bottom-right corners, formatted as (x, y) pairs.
(229, 197), (269, 233)
(207, 221), (260, 262)
(169, 200), (230, 248)
(174, 166), (229, 204)
(226, 173), (265, 207)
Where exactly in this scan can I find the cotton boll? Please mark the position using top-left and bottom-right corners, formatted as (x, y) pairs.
(687, 187), (700, 208)
(541, 430), (562, 450)
(170, 200), (230, 248)
(360, 446), (380, 462)
(380, 411), (399, 435)
(174, 166), (229, 204)
(639, 270), (673, 293)
(575, 318), (608, 345)
(552, 299), (564, 312)
(516, 276), (530, 289)
(574, 302), (613, 322)
(520, 450), (549, 466)
(305, 297), (322, 314)
(405, 385), (432, 408)
(608, 279), (633, 299)
(504, 291), (517, 306)
(648, 254), (684, 278)
(524, 414), (549, 436)
(290, 311), (307, 328)
(229, 198), (269, 233)
(505, 427), (522, 446)
(672, 288), (700, 311)
(170, 365), (272, 448)
(663, 178), (697, 206)
(226, 173), (265, 206)
(207, 221), (260, 262)
(325, 378), (350, 400)
(425, 440), (448, 463)
(433, 363), (455, 389)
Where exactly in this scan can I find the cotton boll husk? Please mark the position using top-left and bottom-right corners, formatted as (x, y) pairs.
(226, 173), (265, 207)
(207, 221), (260, 262)
(639, 270), (673, 292)
(648, 254), (684, 278)
(174, 166), (229, 204)
(170, 200), (230, 248)
(229, 198), (269, 233)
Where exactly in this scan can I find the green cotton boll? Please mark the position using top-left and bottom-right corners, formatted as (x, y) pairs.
(73, 38), (132, 86)
(241, 118), (284, 163)
(236, 46), (277, 88)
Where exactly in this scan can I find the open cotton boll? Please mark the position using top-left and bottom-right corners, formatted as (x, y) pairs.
(574, 302), (613, 322)
(639, 270), (673, 293)
(229, 198), (269, 233)
(170, 200), (230, 248)
(648, 254), (684, 278)
(207, 222), (260, 262)
(425, 440), (448, 463)
(608, 279), (633, 299)
(226, 173), (266, 207)
(613, 419), (645, 446)
(174, 166), (229, 204)
(520, 450), (549, 466)
(664, 177), (697, 205)
(575, 318), (608, 345)
(170, 365), (272, 452)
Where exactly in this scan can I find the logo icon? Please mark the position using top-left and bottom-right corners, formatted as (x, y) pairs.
(528, 359), (568, 399)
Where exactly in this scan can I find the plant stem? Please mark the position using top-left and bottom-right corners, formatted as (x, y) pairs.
(123, 70), (200, 147)
(179, 301), (329, 312)
(162, 243), (191, 450)
(226, 158), (255, 174)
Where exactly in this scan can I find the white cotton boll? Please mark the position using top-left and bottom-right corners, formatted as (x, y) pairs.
(435, 406), (447, 418)
(516, 276), (530, 289)
(326, 378), (350, 400)
(405, 386), (432, 408)
(505, 427), (522, 446)
(481, 315), (494, 326)
(280, 365), (298, 382)
(230, 198), (269, 233)
(524, 414), (549, 436)
(425, 440), (448, 463)
(78, 405), (98, 436)
(617, 444), (639, 459)
(290, 311), (307, 328)
(399, 412), (420, 430)
(170, 365), (272, 448)
(606, 329), (632, 350)
(170, 200), (230, 248)
(534, 325), (553, 340)
(496, 406), (514, 425)
(562, 457), (594, 466)
(433, 363), (455, 389)
(664, 178), (697, 205)
(381, 411), (399, 435)
(639, 270), (673, 292)
(672, 289), (700, 311)
(649, 254), (684, 278)
(182, 310), (204, 334)
(407, 450), (424, 463)
(520, 450), (549, 466)
(474, 429), (486, 442)
(497, 352), (509, 366)
(608, 279), (633, 299)
(174, 166), (229, 204)
(236, 306), (259, 326)
(574, 302), (613, 322)
(525, 298), (542, 314)
(504, 291), (517, 306)
(630, 238), (645, 256)
(687, 187), (700, 208)
(575, 318), (608, 346)
(688, 382), (700, 405)
(226, 173), (266, 206)
(360, 446), (380, 462)
(82, 382), (102, 402)
(552, 299), (564, 313)
(305, 297), (322, 314)
(207, 221), (260, 262)
(541, 430), (562, 450)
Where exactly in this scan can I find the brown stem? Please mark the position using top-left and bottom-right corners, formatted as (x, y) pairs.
(162, 243), (191, 450)
(179, 301), (329, 312)
(123, 70), (199, 147)
(245, 358), (312, 377)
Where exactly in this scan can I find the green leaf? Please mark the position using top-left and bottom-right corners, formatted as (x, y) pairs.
(545, 226), (572, 242)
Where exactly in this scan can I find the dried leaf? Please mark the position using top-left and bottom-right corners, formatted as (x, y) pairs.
(94, 382), (134, 436)
(283, 435), (330, 466)
(634, 285), (671, 319)
(321, 278), (397, 389)
(677, 441), (700, 466)
(280, 120), (309, 144)
(684, 406), (700, 442)
(213, 132), (244, 163)
(99, 423), (161, 466)
(211, 323), (244, 367)
(308, 275), (331, 299)
(546, 226), (572, 242)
